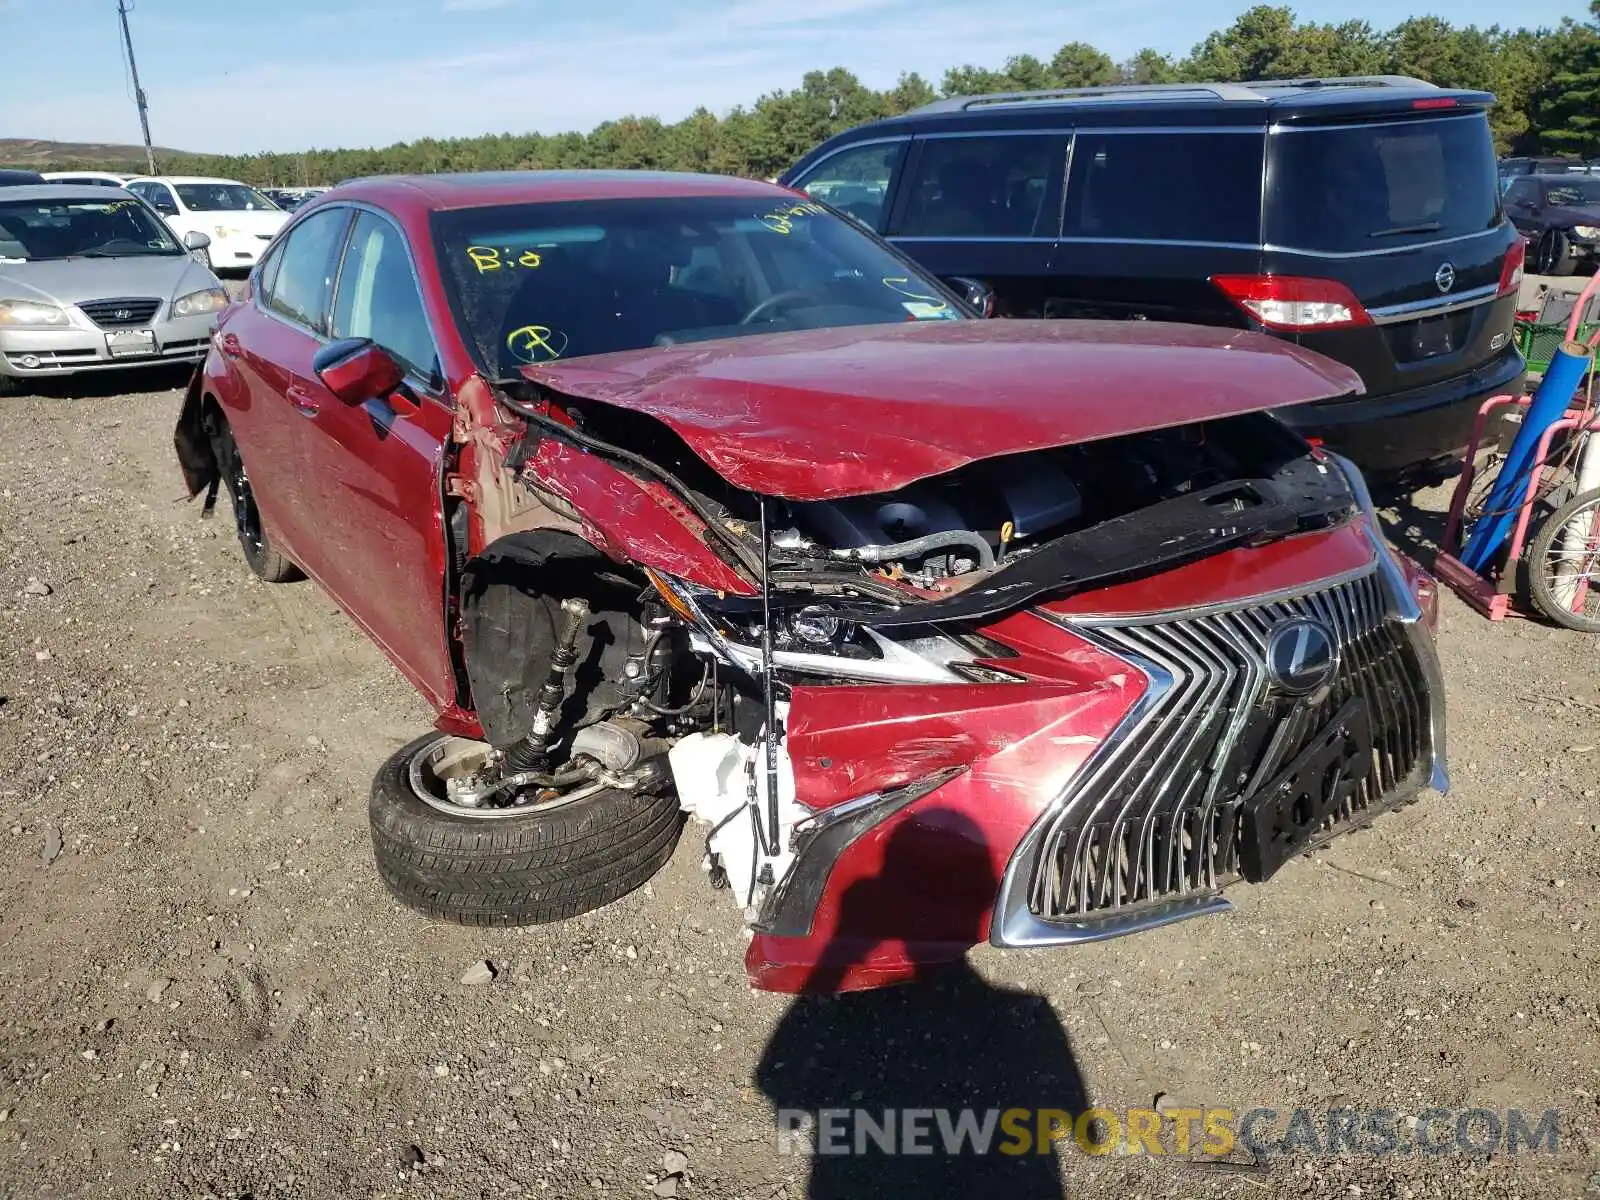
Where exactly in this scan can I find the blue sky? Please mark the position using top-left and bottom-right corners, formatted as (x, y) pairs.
(0, 0), (1589, 154)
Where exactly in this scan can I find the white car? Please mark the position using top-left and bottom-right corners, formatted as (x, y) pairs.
(41, 171), (133, 188)
(123, 175), (287, 272)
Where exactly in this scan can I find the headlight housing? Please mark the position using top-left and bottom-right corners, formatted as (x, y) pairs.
(647, 571), (1020, 685)
(0, 299), (70, 327)
(172, 287), (229, 318)
(1575, 225), (1600, 240)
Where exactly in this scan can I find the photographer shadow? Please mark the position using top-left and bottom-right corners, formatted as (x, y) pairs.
(756, 809), (1088, 1200)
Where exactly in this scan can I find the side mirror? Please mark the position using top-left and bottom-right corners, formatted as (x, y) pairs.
(948, 275), (996, 318)
(312, 337), (405, 406)
(155, 201), (178, 216)
(183, 230), (211, 250)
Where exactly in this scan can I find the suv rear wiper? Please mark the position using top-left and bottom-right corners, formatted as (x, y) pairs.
(1368, 222), (1443, 238)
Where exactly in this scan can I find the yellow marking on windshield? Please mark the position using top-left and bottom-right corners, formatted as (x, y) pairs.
(506, 324), (568, 363)
(468, 245), (542, 273)
(757, 200), (827, 234)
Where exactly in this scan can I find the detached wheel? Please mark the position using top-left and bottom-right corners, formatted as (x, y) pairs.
(369, 733), (684, 926)
(1527, 487), (1600, 633)
(205, 411), (301, 582)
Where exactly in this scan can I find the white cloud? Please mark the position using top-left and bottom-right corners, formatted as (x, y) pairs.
(12, 0), (1171, 154)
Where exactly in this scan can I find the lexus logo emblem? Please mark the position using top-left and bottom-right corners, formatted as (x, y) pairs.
(1434, 262), (1456, 294)
(1265, 618), (1338, 695)
(112, 308), (132, 320)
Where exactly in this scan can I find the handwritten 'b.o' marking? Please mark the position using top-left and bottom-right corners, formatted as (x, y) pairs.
(756, 200), (827, 234)
(467, 246), (542, 273)
(505, 325), (569, 364)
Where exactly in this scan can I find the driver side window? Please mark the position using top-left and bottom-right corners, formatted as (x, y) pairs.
(330, 212), (440, 386)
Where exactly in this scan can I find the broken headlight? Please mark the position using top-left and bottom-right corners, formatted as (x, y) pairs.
(646, 570), (1019, 685)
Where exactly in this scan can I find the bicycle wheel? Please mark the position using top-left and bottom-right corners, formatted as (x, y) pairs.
(1528, 487), (1600, 633)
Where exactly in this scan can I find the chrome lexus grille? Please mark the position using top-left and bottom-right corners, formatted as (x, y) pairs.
(1030, 570), (1431, 920)
(78, 297), (161, 328)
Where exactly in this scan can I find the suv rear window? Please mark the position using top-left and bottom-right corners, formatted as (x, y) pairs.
(1063, 131), (1264, 246)
(1266, 114), (1500, 253)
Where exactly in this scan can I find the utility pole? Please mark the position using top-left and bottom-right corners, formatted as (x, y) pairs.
(116, 0), (157, 175)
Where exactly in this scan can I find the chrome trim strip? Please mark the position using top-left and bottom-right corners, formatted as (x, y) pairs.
(1069, 125), (1266, 136)
(1330, 452), (1450, 794)
(1261, 226), (1504, 260)
(1270, 114), (1483, 135)
(754, 766), (967, 938)
(993, 893), (1234, 949)
(1367, 282), (1500, 325)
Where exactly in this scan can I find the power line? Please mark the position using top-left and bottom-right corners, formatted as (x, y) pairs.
(116, 0), (157, 175)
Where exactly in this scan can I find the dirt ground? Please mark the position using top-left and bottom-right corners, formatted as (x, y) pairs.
(0, 365), (1597, 1200)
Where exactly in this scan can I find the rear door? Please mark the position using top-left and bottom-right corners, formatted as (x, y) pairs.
(883, 131), (1065, 317)
(298, 208), (457, 707)
(1052, 126), (1265, 324)
(1261, 111), (1519, 398)
(220, 204), (355, 569)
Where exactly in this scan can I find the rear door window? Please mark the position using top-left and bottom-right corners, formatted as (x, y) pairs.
(264, 207), (352, 334)
(1265, 114), (1500, 253)
(1063, 130), (1264, 246)
(891, 135), (1065, 238)
(794, 140), (906, 232)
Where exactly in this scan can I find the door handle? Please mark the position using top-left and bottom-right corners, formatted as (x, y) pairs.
(286, 383), (321, 415)
(218, 332), (243, 358)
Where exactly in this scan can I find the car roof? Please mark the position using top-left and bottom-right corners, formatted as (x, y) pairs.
(322, 170), (795, 214)
(802, 75), (1494, 140)
(41, 171), (127, 180)
(125, 175), (251, 186)
(0, 184), (138, 203)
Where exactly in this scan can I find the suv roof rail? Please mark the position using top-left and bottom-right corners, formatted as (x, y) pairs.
(910, 74), (1441, 115)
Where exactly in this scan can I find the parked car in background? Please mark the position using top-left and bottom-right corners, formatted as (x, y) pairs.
(0, 170), (47, 187)
(782, 76), (1526, 478)
(0, 184), (224, 393)
(42, 171), (131, 188)
(172, 170), (1446, 994)
(1502, 173), (1600, 275)
(123, 175), (287, 272)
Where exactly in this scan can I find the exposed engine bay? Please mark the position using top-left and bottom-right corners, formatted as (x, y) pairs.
(432, 380), (1360, 922)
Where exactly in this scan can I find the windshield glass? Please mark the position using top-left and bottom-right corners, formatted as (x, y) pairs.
(0, 196), (183, 261)
(175, 183), (279, 212)
(434, 195), (965, 377)
(1266, 114), (1500, 252)
(1545, 179), (1600, 205)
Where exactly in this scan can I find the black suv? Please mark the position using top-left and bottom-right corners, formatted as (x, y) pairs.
(781, 76), (1526, 476)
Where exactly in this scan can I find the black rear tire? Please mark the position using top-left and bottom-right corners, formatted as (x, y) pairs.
(205, 410), (302, 583)
(369, 732), (684, 926)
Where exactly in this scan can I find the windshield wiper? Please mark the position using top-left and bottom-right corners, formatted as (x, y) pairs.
(1368, 222), (1443, 238)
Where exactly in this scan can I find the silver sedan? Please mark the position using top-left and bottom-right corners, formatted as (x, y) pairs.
(0, 184), (228, 392)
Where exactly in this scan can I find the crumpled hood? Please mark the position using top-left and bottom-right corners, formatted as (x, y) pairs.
(521, 319), (1362, 501)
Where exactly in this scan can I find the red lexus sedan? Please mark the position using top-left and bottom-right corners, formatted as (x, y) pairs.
(174, 171), (1447, 993)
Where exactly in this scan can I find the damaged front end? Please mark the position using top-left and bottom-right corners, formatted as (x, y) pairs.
(438, 338), (1446, 993)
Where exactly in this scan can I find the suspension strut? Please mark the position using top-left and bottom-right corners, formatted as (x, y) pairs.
(506, 596), (590, 771)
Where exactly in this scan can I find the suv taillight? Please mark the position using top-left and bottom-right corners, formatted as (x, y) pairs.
(1210, 274), (1373, 332)
(1497, 239), (1526, 298)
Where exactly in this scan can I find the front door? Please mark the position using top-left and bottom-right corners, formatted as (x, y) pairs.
(294, 208), (457, 707)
